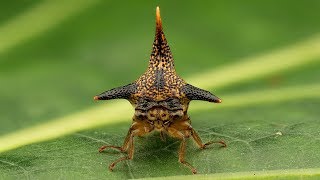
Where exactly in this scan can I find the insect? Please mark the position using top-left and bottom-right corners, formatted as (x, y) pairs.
(94, 7), (226, 174)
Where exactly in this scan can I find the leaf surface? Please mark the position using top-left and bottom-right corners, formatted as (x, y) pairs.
(1, 0), (320, 179)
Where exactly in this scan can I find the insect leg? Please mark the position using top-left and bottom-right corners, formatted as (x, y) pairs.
(109, 131), (135, 171)
(190, 128), (226, 149)
(178, 135), (197, 174)
(99, 127), (132, 153)
(168, 121), (197, 174)
(107, 119), (152, 171)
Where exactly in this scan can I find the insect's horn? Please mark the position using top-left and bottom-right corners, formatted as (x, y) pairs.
(94, 83), (136, 100)
(149, 6), (174, 69)
(156, 6), (162, 33)
(182, 84), (222, 103)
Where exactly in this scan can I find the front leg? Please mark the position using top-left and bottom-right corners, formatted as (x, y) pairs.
(108, 130), (135, 171)
(169, 116), (226, 149)
(99, 127), (135, 171)
(179, 135), (197, 174)
(99, 128), (132, 153)
(190, 128), (226, 149)
(168, 117), (226, 174)
(167, 126), (197, 174)
(99, 119), (153, 171)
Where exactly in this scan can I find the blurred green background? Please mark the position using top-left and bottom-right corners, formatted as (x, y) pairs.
(1, 0), (320, 179)
(1, 0), (320, 136)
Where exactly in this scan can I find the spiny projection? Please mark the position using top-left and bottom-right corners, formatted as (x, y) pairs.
(94, 6), (225, 174)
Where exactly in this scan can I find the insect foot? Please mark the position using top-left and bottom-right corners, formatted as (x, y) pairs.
(94, 6), (224, 174)
(201, 140), (227, 149)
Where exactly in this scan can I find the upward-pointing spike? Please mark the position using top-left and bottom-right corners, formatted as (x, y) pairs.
(156, 6), (162, 33)
(149, 6), (175, 70)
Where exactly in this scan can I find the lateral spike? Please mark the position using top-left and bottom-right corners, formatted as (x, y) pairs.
(182, 84), (222, 103)
(94, 83), (136, 100)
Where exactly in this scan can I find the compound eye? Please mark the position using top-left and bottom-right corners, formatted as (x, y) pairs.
(171, 110), (183, 119)
(135, 111), (146, 119)
(147, 112), (156, 120)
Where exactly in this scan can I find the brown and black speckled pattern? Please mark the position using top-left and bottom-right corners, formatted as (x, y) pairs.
(94, 7), (221, 110)
(134, 10), (186, 103)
